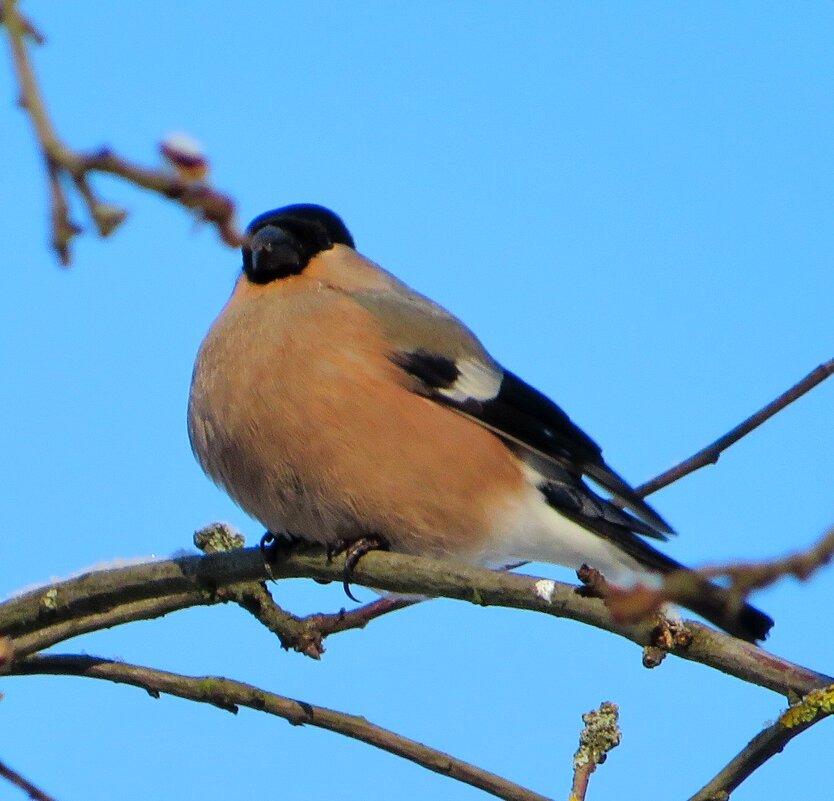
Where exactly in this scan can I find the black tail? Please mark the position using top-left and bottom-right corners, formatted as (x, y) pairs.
(536, 471), (774, 642)
(610, 530), (774, 642)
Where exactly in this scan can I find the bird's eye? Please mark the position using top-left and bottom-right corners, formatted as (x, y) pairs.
(243, 225), (305, 283)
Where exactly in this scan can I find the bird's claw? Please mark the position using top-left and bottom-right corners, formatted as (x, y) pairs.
(327, 535), (389, 602)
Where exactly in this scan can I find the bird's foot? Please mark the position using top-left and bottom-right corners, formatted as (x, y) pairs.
(259, 529), (310, 561)
(260, 531), (325, 583)
(327, 535), (389, 602)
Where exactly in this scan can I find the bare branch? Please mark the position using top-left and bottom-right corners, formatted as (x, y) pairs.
(12, 654), (553, 801)
(569, 702), (621, 801)
(7, 591), (205, 657)
(0, 758), (58, 801)
(0, 2), (45, 45)
(1, 545), (830, 698)
(228, 580), (418, 659)
(2, 0), (242, 263)
(719, 525), (834, 594)
(688, 684), (834, 801)
(297, 595), (419, 645)
(194, 523), (420, 658)
(604, 526), (834, 627)
(635, 359), (834, 498)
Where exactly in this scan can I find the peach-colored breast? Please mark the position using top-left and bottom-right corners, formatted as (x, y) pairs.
(189, 269), (526, 561)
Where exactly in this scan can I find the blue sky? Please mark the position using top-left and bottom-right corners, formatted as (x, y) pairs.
(1, 2), (832, 799)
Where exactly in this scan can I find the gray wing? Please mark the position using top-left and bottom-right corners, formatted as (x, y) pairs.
(348, 286), (673, 541)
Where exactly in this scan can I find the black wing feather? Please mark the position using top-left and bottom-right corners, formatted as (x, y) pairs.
(493, 370), (673, 536)
(397, 354), (674, 538)
(393, 350), (460, 390)
(392, 349), (775, 641)
(395, 351), (671, 534)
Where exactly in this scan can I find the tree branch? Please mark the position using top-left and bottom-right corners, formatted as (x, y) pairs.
(193, 522), (419, 659)
(1, 545), (830, 698)
(0, 3), (45, 45)
(12, 654), (553, 801)
(604, 525), (834, 627)
(635, 359), (834, 498)
(2, 0), (242, 263)
(228, 580), (417, 659)
(568, 702), (621, 801)
(0, 757), (58, 801)
(688, 684), (834, 801)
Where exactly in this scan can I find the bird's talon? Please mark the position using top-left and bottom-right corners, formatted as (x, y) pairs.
(343, 580), (361, 603)
(340, 536), (388, 602)
(260, 531), (276, 554)
(260, 530), (307, 563)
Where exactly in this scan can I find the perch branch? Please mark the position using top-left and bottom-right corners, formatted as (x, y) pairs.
(1, 545), (830, 698)
(194, 523), (418, 658)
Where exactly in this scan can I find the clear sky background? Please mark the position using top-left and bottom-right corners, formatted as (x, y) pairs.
(1, 3), (832, 800)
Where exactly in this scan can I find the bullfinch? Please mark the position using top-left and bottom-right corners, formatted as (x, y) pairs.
(188, 203), (773, 642)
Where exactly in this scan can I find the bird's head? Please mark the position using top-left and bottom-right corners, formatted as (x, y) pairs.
(242, 204), (355, 284)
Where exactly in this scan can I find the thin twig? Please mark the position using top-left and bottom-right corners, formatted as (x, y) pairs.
(228, 582), (417, 659)
(635, 359), (834, 498)
(569, 702), (621, 801)
(300, 595), (419, 642)
(604, 526), (834, 626)
(13, 654), (553, 801)
(719, 525), (834, 594)
(0, 758), (58, 801)
(687, 684), (834, 801)
(1, 547), (830, 697)
(2, 0), (242, 263)
(0, 3), (46, 45)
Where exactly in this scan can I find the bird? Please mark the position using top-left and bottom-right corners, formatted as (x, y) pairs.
(188, 203), (773, 642)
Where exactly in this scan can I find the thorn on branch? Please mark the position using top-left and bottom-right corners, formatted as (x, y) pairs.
(575, 564), (608, 598)
(642, 646), (667, 669)
(71, 173), (126, 237)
